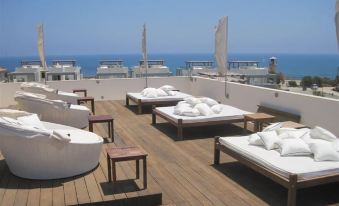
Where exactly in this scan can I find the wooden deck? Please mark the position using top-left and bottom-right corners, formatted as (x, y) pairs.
(1, 100), (339, 206)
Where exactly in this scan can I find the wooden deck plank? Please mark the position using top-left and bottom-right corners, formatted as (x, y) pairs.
(1, 174), (19, 206)
(40, 181), (53, 206)
(13, 178), (30, 206)
(52, 180), (64, 206)
(26, 180), (41, 206)
(63, 178), (78, 206)
(73, 177), (90, 205)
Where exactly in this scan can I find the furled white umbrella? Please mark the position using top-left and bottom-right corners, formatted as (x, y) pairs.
(37, 24), (47, 70)
(142, 24), (148, 87)
(214, 16), (228, 76)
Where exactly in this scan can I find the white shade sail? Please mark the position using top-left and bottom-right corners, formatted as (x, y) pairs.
(37, 24), (47, 70)
(336, 0), (339, 49)
(142, 24), (148, 86)
(214, 16), (228, 75)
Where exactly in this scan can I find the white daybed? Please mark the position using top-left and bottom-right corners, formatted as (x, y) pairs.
(0, 112), (103, 179)
(214, 136), (339, 206)
(152, 105), (251, 139)
(21, 82), (79, 105)
(14, 91), (90, 128)
(126, 91), (191, 114)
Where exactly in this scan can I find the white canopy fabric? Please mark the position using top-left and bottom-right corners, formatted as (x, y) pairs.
(336, 0), (339, 49)
(142, 24), (148, 86)
(215, 16), (228, 75)
(37, 24), (47, 70)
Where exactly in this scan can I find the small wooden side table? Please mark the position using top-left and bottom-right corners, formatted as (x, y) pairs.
(73, 89), (87, 97)
(244, 113), (275, 133)
(77, 96), (95, 114)
(89, 115), (114, 141)
(106, 146), (148, 189)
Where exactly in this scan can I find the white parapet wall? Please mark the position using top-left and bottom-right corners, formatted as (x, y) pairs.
(190, 77), (339, 136)
(0, 76), (338, 135)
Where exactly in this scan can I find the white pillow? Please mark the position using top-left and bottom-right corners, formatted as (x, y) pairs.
(141, 87), (156, 96)
(257, 131), (280, 150)
(156, 88), (168, 97)
(17, 114), (46, 130)
(182, 108), (200, 117)
(278, 129), (309, 139)
(276, 127), (297, 135)
(167, 90), (176, 96)
(200, 97), (218, 107)
(276, 138), (312, 156)
(332, 139), (339, 152)
(0, 109), (32, 119)
(248, 133), (263, 146)
(309, 142), (339, 161)
(310, 126), (338, 142)
(184, 97), (201, 107)
(211, 104), (223, 114)
(262, 122), (282, 132)
(193, 103), (214, 116)
(159, 85), (175, 91)
(174, 103), (191, 115)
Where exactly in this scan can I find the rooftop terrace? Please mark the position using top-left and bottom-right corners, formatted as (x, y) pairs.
(0, 100), (338, 205)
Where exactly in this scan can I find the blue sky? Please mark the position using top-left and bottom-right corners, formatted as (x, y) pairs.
(0, 0), (337, 57)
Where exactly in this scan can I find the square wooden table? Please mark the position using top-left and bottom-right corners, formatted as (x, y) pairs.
(244, 113), (275, 133)
(73, 89), (87, 97)
(106, 146), (148, 189)
(88, 115), (114, 141)
(77, 96), (95, 114)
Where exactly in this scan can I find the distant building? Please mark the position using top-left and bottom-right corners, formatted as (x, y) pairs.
(0, 67), (8, 82)
(96, 60), (129, 79)
(9, 61), (46, 82)
(47, 60), (81, 81)
(131, 60), (171, 78)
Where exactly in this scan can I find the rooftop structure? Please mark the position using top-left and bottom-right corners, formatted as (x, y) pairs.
(8, 60), (45, 82)
(96, 60), (129, 79)
(47, 60), (81, 81)
(0, 76), (338, 205)
(0, 67), (7, 82)
(131, 60), (171, 78)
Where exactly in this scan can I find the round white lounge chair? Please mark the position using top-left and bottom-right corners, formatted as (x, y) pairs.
(14, 91), (90, 129)
(0, 112), (103, 180)
(21, 82), (79, 104)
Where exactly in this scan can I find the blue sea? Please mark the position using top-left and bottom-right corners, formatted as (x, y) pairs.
(0, 53), (338, 79)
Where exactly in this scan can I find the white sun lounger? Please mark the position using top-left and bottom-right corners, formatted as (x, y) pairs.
(126, 91), (192, 114)
(214, 136), (339, 206)
(14, 91), (90, 128)
(21, 82), (79, 104)
(0, 113), (103, 179)
(152, 104), (251, 139)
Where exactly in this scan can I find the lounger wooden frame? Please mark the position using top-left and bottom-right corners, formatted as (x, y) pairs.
(126, 93), (182, 114)
(152, 106), (245, 140)
(214, 136), (339, 206)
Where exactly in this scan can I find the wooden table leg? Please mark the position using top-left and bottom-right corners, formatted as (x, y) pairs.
(143, 157), (147, 189)
(108, 121), (111, 140)
(126, 96), (129, 106)
(91, 100), (95, 114)
(107, 156), (112, 182)
(138, 104), (142, 114)
(111, 120), (114, 142)
(243, 119), (248, 134)
(112, 161), (116, 182)
(136, 160), (140, 179)
(152, 111), (156, 125)
(178, 119), (183, 140)
(84, 90), (87, 97)
(89, 122), (93, 132)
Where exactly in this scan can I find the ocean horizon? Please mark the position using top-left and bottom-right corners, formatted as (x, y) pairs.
(1, 53), (338, 79)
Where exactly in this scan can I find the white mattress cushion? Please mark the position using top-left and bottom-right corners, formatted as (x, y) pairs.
(155, 105), (251, 124)
(127, 92), (191, 102)
(219, 136), (339, 180)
